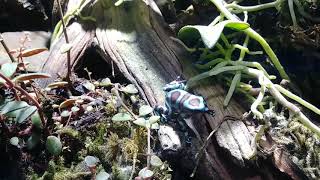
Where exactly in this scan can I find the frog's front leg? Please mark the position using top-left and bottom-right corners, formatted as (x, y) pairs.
(154, 105), (170, 122)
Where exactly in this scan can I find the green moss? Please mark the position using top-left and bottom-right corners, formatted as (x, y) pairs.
(93, 122), (108, 145)
(58, 128), (80, 138)
(106, 132), (122, 162)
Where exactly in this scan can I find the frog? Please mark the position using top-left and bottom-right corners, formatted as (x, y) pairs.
(155, 78), (214, 120)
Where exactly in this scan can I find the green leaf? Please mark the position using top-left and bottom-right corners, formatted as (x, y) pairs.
(178, 20), (249, 48)
(61, 110), (71, 118)
(138, 167), (154, 179)
(0, 101), (29, 114)
(84, 156), (99, 168)
(60, 43), (73, 54)
(27, 133), (41, 150)
(121, 84), (139, 94)
(139, 105), (153, 116)
(71, 106), (80, 113)
(83, 81), (95, 91)
(112, 113), (132, 121)
(46, 136), (62, 156)
(148, 116), (160, 124)
(151, 122), (160, 130)
(99, 78), (112, 87)
(0, 63), (18, 77)
(114, 0), (124, 6)
(133, 117), (147, 127)
(10, 137), (19, 146)
(96, 171), (110, 180)
(31, 112), (42, 129)
(150, 155), (163, 167)
(15, 105), (37, 123)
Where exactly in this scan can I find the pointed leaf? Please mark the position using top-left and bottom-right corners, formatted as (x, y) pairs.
(59, 99), (76, 110)
(133, 117), (147, 127)
(0, 63), (18, 77)
(47, 81), (68, 89)
(112, 113), (132, 121)
(14, 73), (51, 82)
(178, 20), (249, 48)
(0, 101), (29, 114)
(15, 105), (37, 123)
(31, 112), (42, 129)
(46, 136), (62, 156)
(139, 105), (153, 116)
(18, 48), (48, 57)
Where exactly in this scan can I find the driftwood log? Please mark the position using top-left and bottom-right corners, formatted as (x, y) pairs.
(40, 0), (289, 179)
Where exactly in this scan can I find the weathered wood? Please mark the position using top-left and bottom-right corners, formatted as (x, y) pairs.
(41, 0), (276, 179)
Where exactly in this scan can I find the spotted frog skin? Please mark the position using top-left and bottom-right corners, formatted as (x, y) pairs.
(156, 79), (211, 119)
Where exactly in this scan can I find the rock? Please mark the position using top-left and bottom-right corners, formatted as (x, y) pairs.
(158, 125), (181, 151)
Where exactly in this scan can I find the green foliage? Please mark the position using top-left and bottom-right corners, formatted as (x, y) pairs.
(96, 171), (111, 180)
(178, 0), (320, 177)
(138, 105), (153, 117)
(112, 112), (132, 121)
(178, 20), (249, 48)
(9, 137), (19, 147)
(121, 84), (139, 94)
(46, 136), (63, 156)
(0, 62), (18, 78)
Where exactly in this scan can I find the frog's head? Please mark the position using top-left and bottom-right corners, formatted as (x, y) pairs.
(163, 79), (186, 92)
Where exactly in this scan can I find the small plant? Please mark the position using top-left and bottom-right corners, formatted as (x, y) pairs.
(177, 0), (320, 177)
(0, 34), (67, 177)
(178, 0), (320, 135)
(111, 83), (160, 179)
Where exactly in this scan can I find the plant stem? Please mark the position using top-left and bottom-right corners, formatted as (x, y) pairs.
(288, 0), (298, 28)
(244, 68), (320, 137)
(147, 127), (151, 169)
(225, 0), (281, 13)
(0, 34), (16, 62)
(209, 0), (290, 80)
(0, 73), (46, 127)
(274, 84), (320, 116)
(56, 0), (72, 86)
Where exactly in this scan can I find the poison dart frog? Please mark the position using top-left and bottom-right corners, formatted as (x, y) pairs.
(155, 78), (213, 120)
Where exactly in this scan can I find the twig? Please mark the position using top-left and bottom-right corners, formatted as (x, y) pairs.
(147, 127), (151, 169)
(0, 34), (16, 62)
(56, 0), (72, 85)
(129, 152), (137, 180)
(191, 116), (235, 177)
